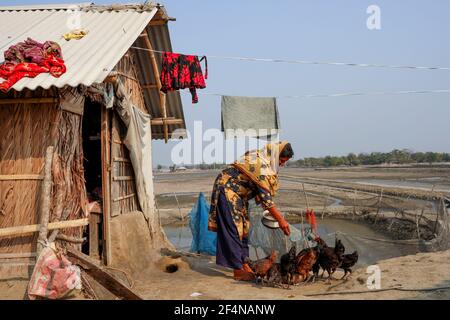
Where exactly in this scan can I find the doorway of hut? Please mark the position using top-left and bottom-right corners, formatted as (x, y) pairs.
(81, 98), (104, 260)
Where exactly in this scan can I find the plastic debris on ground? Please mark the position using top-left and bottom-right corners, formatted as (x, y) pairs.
(27, 244), (82, 300)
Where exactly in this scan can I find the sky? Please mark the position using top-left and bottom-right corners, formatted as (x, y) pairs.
(2, 0), (450, 166)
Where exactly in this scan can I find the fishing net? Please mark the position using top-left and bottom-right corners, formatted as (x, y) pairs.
(189, 192), (217, 255)
(248, 200), (316, 256)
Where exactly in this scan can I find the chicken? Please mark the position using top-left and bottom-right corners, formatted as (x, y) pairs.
(294, 247), (319, 284)
(265, 263), (285, 288)
(280, 244), (297, 286)
(339, 251), (358, 279)
(313, 237), (345, 283)
(244, 250), (277, 284)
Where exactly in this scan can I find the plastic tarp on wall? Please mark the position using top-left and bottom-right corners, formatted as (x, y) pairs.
(113, 81), (157, 230)
(189, 193), (217, 255)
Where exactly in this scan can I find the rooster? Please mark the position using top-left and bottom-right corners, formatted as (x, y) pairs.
(339, 251), (358, 279)
(244, 250), (277, 284)
(293, 246), (319, 284)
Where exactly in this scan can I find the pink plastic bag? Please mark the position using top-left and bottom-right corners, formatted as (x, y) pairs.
(28, 246), (81, 300)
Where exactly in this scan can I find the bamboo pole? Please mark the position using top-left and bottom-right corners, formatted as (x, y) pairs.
(0, 174), (43, 181)
(0, 218), (89, 238)
(374, 188), (384, 224)
(101, 107), (112, 265)
(302, 183), (310, 209)
(37, 146), (54, 255)
(140, 32), (169, 142)
(0, 98), (58, 105)
(321, 191), (329, 220)
(0, 252), (37, 259)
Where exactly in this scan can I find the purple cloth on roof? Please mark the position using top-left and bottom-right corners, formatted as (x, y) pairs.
(3, 38), (62, 64)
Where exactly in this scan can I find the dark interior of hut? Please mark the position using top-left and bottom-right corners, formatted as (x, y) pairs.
(81, 98), (104, 258)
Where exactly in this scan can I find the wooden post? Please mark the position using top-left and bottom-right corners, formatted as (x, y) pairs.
(101, 107), (112, 265)
(302, 183), (310, 209)
(89, 213), (101, 260)
(374, 188), (383, 224)
(173, 192), (183, 221)
(37, 146), (54, 255)
(140, 32), (169, 143)
(321, 192), (329, 220)
(352, 188), (357, 220)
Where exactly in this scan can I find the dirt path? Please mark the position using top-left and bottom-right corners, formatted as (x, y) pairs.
(133, 250), (450, 300)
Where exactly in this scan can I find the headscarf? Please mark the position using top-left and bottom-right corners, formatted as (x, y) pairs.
(232, 141), (289, 196)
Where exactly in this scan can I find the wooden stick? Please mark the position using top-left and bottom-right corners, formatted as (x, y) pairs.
(112, 193), (136, 202)
(150, 118), (184, 126)
(302, 183), (310, 209)
(55, 234), (86, 244)
(0, 218), (89, 238)
(374, 188), (384, 224)
(37, 146), (54, 255)
(101, 107), (112, 265)
(0, 252), (37, 259)
(173, 192), (183, 221)
(0, 174), (43, 181)
(66, 248), (143, 300)
(321, 192), (329, 220)
(352, 188), (357, 220)
(112, 176), (134, 181)
(0, 98), (58, 105)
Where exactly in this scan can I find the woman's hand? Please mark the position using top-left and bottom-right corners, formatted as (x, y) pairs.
(268, 206), (291, 236)
(278, 219), (291, 236)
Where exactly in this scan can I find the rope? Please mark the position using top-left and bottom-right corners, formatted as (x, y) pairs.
(180, 89), (450, 99)
(130, 46), (450, 71)
(303, 285), (450, 297)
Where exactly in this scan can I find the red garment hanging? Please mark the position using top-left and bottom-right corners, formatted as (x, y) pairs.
(160, 52), (208, 103)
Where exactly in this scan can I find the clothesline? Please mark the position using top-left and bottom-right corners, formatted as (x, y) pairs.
(131, 46), (450, 71)
(179, 89), (450, 99)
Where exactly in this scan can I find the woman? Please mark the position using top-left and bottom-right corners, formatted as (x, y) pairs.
(208, 141), (294, 281)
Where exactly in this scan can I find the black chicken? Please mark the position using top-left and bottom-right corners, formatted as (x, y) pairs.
(339, 251), (359, 279)
(280, 244), (297, 286)
(312, 237), (345, 283)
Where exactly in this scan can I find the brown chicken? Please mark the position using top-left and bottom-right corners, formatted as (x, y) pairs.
(339, 251), (358, 279)
(293, 247), (319, 284)
(245, 250), (278, 284)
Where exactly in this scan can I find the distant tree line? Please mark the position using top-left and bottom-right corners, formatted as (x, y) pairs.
(288, 149), (450, 167)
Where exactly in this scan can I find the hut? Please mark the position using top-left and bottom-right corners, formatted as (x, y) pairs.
(0, 2), (186, 280)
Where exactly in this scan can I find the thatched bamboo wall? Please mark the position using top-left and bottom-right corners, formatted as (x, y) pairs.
(0, 88), (86, 254)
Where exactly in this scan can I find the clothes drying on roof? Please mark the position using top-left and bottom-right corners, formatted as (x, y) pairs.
(160, 52), (208, 104)
(221, 95), (281, 139)
(4, 37), (62, 64)
(0, 38), (66, 92)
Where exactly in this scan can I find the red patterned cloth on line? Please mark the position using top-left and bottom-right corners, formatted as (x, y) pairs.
(0, 38), (66, 92)
(160, 52), (207, 103)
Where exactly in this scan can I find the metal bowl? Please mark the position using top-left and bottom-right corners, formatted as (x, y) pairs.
(261, 210), (280, 229)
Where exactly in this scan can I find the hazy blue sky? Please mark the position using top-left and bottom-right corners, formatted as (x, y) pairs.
(2, 0), (450, 166)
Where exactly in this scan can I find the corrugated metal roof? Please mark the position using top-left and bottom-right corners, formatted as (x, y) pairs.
(0, 3), (186, 140)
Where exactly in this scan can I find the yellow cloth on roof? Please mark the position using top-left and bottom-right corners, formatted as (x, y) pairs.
(232, 140), (288, 196)
(63, 29), (89, 41)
